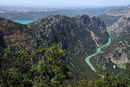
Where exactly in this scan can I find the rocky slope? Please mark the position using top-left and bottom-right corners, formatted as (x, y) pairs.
(98, 6), (130, 27)
(0, 17), (37, 49)
(28, 15), (110, 73)
(28, 15), (109, 55)
(0, 15), (109, 74)
(91, 14), (130, 73)
(91, 39), (130, 71)
(107, 16), (130, 39)
(98, 14), (121, 26)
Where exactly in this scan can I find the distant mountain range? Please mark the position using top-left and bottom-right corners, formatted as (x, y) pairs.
(0, 7), (108, 20)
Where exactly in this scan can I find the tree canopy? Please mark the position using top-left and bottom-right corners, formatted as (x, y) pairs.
(0, 45), (72, 87)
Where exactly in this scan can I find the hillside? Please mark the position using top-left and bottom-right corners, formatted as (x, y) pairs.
(0, 13), (130, 87)
(107, 16), (130, 39)
(0, 17), (37, 49)
(90, 14), (130, 74)
(0, 15), (109, 78)
(98, 6), (130, 27)
(98, 14), (121, 26)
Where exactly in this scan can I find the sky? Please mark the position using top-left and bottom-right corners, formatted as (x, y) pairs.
(0, 0), (130, 7)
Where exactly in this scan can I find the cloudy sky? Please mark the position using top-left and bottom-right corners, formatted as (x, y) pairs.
(0, 0), (129, 7)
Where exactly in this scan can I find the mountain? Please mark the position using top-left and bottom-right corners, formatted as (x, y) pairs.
(90, 13), (130, 74)
(0, 7), (108, 20)
(106, 6), (130, 16)
(0, 17), (37, 49)
(98, 6), (130, 27)
(107, 16), (130, 39)
(0, 15), (109, 77)
(28, 15), (109, 53)
(98, 14), (121, 26)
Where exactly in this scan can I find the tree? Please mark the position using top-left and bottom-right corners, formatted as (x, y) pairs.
(123, 63), (130, 79)
(0, 45), (72, 87)
(95, 73), (130, 87)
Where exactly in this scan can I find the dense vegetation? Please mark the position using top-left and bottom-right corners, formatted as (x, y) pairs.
(0, 15), (109, 81)
(69, 65), (130, 87)
(0, 12), (130, 86)
(0, 45), (130, 87)
(0, 45), (72, 87)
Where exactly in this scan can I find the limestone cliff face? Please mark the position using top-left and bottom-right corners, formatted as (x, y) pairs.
(106, 7), (130, 37)
(0, 15), (109, 72)
(0, 15), (109, 53)
(92, 39), (130, 70)
(28, 15), (109, 56)
(107, 16), (130, 39)
(92, 14), (130, 71)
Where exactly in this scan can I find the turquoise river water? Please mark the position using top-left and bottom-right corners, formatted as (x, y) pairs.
(14, 20), (111, 72)
(13, 20), (35, 25)
(85, 36), (111, 72)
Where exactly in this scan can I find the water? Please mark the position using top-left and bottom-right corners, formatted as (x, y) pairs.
(85, 36), (111, 72)
(13, 19), (111, 73)
(13, 20), (35, 25)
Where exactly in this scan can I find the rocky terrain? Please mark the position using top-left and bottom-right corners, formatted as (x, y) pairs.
(0, 17), (37, 49)
(107, 16), (130, 39)
(1, 8), (130, 75)
(28, 15), (108, 54)
(98, 6), (130, 27)
(0, 15), (109, 74)
(91, 9), (130, 73)
(98, 14), (121, 26)
(91, 38), (130, 71)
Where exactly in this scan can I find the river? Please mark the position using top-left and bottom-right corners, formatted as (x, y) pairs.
(14, 20), (111, 72)
(85, 36), (111, 72)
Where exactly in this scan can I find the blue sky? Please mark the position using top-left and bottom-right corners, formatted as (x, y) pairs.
(0, 0), (129, 7)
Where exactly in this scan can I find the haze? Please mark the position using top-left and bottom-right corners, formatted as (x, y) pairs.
(0, 0), (130, 7)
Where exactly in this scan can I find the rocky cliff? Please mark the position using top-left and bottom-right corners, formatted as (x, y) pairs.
(28, 15), (109, 55)
(91, 39), (130, 71)
(0, 15), (109, 73)
(91, 14), (130, 73)
(107, 16), (130, 39)
(0, 17), (37, 49)
(98, 6), (130, 27)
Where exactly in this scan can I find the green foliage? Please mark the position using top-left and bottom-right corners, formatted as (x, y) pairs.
(95, 73), (130, 87)
(0, 46), (130, 87)
(69, 72), (130, 87)
(67, 80), (89, 87)
(123, 63), (130, 79)
(0, 45), (72, 87)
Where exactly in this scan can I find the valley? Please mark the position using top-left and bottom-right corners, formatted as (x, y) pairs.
(0, 5), (130, 87)
(85, 36), (111, 72)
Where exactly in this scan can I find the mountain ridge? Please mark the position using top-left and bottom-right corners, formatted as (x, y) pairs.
(0, 15), (109, 77)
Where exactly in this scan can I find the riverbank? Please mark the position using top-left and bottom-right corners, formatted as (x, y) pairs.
(85, 36), (111, 72)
